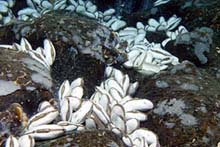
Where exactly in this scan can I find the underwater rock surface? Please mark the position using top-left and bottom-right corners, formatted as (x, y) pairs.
(51, 52), (105, 98)
(1, 0), (220, 146)
(0, 103), (28, 146)
(0, 46), (54, 145)
(36, 130), (124, 147)
(13, 11), (127, 64)
(135, 61), (220, 146)
(0, 47), (53, 115)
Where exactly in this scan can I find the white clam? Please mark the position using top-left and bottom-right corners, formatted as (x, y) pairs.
(111, 19), (127, 31)
(110, 105), (126, 133)
(0, 0), (15, 26)
(5, 136), (19, 147)
(0, 1), (9, 8)
(126, 118), (140, 134)
(43, 39), (56, 66)
(128, 129), (158, 146)
(25, 124), (65, 140)
(70, 100), (93, 124)
(103, 9), (115, 17)
(27, 107), (59, 130)
(125, 111), (147, 121)
(37, 101), (51, 112)
(85, 116), (97, 129)
(93, 103), (110, 125)
(20, 38), (32, 51)
(70, 86), (83, 98)
(53, 0), (66, 10)
(0, 0), (175, 145)
(0, 44), (13, 49)
(18, 135), (35, 147)
(154, 0), (171, 6)
(123, 99), (154, 112)
(60, 96), (74, 121)
(58, 80), (71, 100)
(1, 38), (56, 69)
(86, 2), (97, 13)
(57, 121), (80, 132)
(41, 1), (53, 9)
(162, 25), (188, 47)
(98, 94), (110, 112)
(145, 15), (181, 32)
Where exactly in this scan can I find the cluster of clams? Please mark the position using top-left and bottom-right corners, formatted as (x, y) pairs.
(1, 0), (184, 75)
(0, 38), (159, 147)
(0, 0), (184, 146)
(2, 0), (217, 146)
(0, 0), (15, 26)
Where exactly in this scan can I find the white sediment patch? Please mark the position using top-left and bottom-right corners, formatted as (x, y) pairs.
(0, 80), (20, 96)
(179, 83), (199, 91)
(179, 114), (197, 126)
(153, 98), (198, 126)
(153, 98), (186, 116)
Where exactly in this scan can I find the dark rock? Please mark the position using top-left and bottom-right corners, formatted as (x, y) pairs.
(0, 47), (53, 116)
(134, 61), (220, 146)
(51, 53), (106, 98)
(36, 130), (125, 147)
(13, 11), (127, 64)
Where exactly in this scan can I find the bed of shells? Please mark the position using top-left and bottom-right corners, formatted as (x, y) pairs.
(0, 0), (220, 147)
(0, 38), (159, 147)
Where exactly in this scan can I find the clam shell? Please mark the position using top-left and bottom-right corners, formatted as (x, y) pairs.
(93, 103), (110, 125)
(125, 111), (148, 121)
(109, 87), (123, 102)
(18, 135), (35, 147)
(54, 0), (66, 10)
(111, 19), (126, 31)
(85, 116), (97, 129)
(128, 128), (158, 145)
(5, 136), (19, 147)
(70, 86), (84, 98)
(71, 100), (93, 124)
(0, 4), (9, 13)
(27, 108), (58, 130)
(43, 39), (56, 66)
(123, 99), (154, 112)
(111, 104), (126, 132)
(103, 8), (115, 16)
(57, 121), (79, 132)
(58, 80), (71, 100)
(25, 124), (65, 140)
(60, 97), (74, 121)
(70, 78), (84, 89)
(41, 1), (53, 9)
(126, 119), (140, 134)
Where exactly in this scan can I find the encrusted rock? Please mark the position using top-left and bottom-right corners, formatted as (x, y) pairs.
(36, 130), (125, 147)
(135, 61), (220, 146)
(0, 47), (53, 115)
(13, 11), (127, 64)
